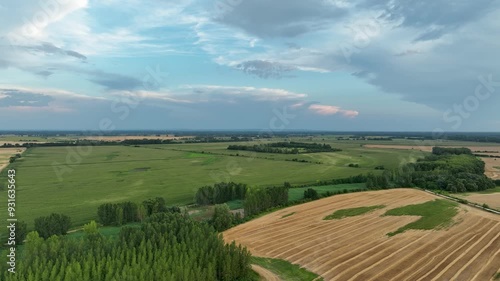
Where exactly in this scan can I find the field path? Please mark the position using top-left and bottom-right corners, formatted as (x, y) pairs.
(224, 189), (500, 281)
(251, 264), (281, 281)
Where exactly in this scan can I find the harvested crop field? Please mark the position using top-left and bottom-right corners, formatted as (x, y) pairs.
(251, 265), (281, 281)
(364, 144), (500, 179)
(483, 158), (500, 179)
(0, 147), (25, 173)
(463, 193), (500, 210)
(224, 189), (500, 281)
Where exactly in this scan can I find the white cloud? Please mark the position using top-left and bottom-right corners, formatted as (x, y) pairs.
(308, 104), (359, 118)
(180, 85), (307, 101)
(4, 0), (89, 43)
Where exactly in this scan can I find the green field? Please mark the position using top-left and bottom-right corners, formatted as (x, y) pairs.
(0, 141), (417, 230)
(324, 205), (385, 220)
(154, 141), (425, 169)
(384, 199), (459, 236)
(251, 257), (323, 281)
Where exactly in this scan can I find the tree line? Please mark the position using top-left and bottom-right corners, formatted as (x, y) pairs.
(432, 147), (472, 155)
(0, 139), (181, 148)
(296, 174), (367, 188)
(29, 197), (179, 241)
(195, 182), (247, 205)
(366, 148), (495, 192)
(97, 197), (181, 226)
(2, 213), (253, 281)
(227, 142), (341, 154)
(244, 185), (288, 217)
(185, 136), (253, 143)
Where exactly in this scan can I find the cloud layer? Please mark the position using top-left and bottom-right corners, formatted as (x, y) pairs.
(0, 0), (498, 131)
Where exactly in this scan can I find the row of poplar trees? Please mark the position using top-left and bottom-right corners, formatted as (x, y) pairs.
(97, 197), (181, 226)
(244, 186), (288, 217)
(2, 213), (253, 281)
(195, 182), (247, 205)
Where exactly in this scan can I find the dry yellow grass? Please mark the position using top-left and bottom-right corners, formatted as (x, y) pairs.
(224, 189), (500, 281)
(251, 265), (281, 281)
(0, 147), (26, 173)
(464, 193), (500, 210)
(482, 157), (500, 179)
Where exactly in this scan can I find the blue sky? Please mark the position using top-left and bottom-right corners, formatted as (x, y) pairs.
(0, 0), (499, 131)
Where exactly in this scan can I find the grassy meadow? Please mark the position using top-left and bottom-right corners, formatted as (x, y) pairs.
(251, 257), (323, 281)
(384, 199), (459, 236)
(2, 136), (467, 234)
(324, 205), (385, 220)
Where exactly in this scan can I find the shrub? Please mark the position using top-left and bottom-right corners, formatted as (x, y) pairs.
(34, 213), (71, 239)
(304, 188), (319, 200)
(212, 204), (234, 232)
(14, 220), (28, 245)
(83, 220), (99, 235)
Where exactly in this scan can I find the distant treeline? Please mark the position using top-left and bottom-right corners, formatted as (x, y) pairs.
(337, 136), (393, 141)
(337, 133), (500, 143)
(227, 142), (341, 154)
(295, 174), (368, 188)
(195, 182), (247, 206)
(0, 137), (255, 148)
(366, 147), (495, 192)
(446, 134), (500, 144)
(2, 130), (500, 140)
(185, 136), (253, 143)
(0, 139), (181, 148)
(432, 147), (472, 155)
(474, 154), (500, 158)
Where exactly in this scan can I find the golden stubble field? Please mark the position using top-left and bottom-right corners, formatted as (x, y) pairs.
(224, 189), (500, 281)
(464, 192), (500, 210)
(0, 147), (25, 173)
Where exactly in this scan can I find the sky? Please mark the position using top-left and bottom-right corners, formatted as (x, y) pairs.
(0, 0), (499, 132)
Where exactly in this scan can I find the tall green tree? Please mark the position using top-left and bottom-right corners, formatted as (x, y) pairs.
(212, 204), (234, 232)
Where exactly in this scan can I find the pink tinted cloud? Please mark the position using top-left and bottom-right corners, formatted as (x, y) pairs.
(308, 104), (359, 118)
